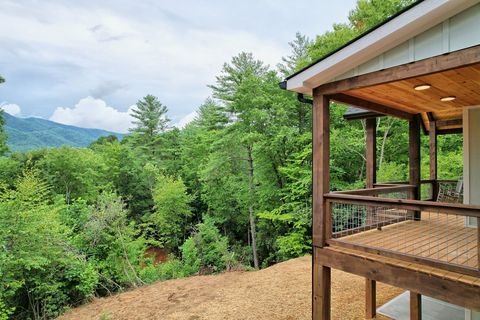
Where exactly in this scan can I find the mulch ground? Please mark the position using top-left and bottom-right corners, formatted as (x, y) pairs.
(58, 255), (401, 320)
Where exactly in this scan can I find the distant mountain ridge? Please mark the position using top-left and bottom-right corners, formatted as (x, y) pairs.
(3, 113), (124, 151)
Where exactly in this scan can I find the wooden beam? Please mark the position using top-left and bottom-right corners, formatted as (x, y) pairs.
(409, 115), (421, 219)
(437, 128), (463, 135)
(314, 45), (480, 95)
(366, 118), (376, 189)
(312, 93), (330, 247)
(313, 259), (331, 320)
(315, 247), (480, 311)
(328, 93), (414, 120)
(429, 120), (438, 201)
(435, 118), (463, 127)
(410, 291), (422, 320)
(365, 279), (376, 319)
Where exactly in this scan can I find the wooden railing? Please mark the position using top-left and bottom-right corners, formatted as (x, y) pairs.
(324, 188), (480, 277)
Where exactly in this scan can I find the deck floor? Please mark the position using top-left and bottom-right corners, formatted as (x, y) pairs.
(341, 212), (478, 269)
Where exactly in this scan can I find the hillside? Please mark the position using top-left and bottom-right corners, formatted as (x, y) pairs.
(3, 113), (124, 151)
(58, 256), (401, 320)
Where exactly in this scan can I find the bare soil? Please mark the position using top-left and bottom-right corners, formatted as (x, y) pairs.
(58, 256), (401, 320)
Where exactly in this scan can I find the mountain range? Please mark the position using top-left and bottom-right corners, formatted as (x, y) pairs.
(3, 113), (124, 151)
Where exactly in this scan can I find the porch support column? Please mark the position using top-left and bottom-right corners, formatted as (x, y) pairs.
(429, 120), (438, 201)
(409, 115), (421, 220)
(312, 92), (331, 320)
(365, 117), (377, 316)
(410, 291), (422, 320)
(365, 279), (376, 319)
(366, 118), (377, 188)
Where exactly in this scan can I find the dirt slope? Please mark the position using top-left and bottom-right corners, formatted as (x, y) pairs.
(58, 256), (401, 320)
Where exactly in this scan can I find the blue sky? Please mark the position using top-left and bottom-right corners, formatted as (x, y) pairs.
(0, 0), (356, 132)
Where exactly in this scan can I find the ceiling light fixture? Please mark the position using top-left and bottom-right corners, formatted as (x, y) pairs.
(414, 84), (431, 91)
(440, 96), (456, 102)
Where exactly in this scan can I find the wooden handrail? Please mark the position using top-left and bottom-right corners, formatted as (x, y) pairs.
(324, 193), (480, 218)
(333, 185), (415, 196)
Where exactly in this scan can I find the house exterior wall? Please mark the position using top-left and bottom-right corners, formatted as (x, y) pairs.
(463, 106), (480, 226)
(333, 3), (480, 82)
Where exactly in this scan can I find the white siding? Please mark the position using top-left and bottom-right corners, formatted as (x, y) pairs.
(333, 3), (480, 82)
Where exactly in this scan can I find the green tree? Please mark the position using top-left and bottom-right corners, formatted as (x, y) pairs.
(129, 95), (169, 156)
(79, 192), (146, 290)
(0, 171), (97, 319)
(147, 173), (193, 250)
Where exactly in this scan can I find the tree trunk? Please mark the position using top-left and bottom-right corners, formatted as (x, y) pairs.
(247, 145), (259, 269)
(378, 118), (393, 171)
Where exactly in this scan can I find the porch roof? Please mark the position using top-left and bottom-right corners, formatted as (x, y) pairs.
(283, 0), (479, 95)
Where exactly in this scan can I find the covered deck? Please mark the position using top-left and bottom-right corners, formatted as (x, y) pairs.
(310, 49), (480, 318)
(282, 2), (480, 318)
(310, 46), (480, 320)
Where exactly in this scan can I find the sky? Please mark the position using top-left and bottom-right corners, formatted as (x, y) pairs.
(0, 0), (357, 133)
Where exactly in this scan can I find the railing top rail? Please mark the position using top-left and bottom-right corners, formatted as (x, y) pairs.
(325, 193), (480, 218)
(375, 179), (452, 185)
(333, 185), (415, 196)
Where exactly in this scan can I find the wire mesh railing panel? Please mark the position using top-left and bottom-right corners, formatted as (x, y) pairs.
(331, 202), (410, 238)
(329, 198), (479, 271)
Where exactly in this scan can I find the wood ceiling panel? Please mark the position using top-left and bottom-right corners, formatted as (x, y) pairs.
(343, 63), (480, 131)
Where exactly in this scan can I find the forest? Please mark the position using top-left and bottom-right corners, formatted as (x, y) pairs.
(0, 1), (463, 319)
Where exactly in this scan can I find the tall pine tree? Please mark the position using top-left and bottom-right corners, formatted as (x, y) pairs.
(129, 94), (169, 157)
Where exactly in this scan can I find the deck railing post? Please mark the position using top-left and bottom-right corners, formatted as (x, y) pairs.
(429, 119), (438, 201)
(409, 115), (421, 220)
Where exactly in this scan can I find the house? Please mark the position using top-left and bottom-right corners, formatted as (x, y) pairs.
(281, 0), (480, 319)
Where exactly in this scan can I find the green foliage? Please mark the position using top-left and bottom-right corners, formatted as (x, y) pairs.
(184, 216), (232, 272)
(79, 192), (146, 289)
(129, 95), (169, 157)
(0, 1), (464, 318)
(139, 258), (185, 283)
(377, 162), (408, 182)
(0, 171), (97, 319)
(303, 0), (415, 68)
(147, 173), (193, 249)
(0, 110), (8, 156)
(37, 147), (109, 203)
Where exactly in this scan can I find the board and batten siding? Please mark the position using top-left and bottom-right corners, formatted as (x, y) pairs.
(333, 3), (480, 82)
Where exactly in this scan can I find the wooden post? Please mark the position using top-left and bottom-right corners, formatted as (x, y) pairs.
(429, 120), (438, 201)
(313, 252), (331, 320)
(312, 92), (331, 320)
(410, 291), (422, 320)
(409, 115), (421, 220)
(365, 118), (377, 228)
(312, 93), (330, 247)
(365, 279), (376, 319)
(366, 118), (377, 189)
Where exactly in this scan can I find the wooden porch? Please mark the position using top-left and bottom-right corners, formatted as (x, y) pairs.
(341, 212), (478, 270)
(310, 46), (480, 320)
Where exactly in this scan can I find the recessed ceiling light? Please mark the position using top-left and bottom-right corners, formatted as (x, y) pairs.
(414, 84), (431, 91)
(440, 96), (456, 102)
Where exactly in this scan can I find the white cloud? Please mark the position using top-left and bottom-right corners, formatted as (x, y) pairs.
(176, 111), (197, 128)
(49, 96), (134, 133)
(0, 1), (356, 119)
(0, 102), (21, 116)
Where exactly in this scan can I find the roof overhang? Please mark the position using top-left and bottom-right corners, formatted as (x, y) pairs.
(285, 0), (480, 95)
